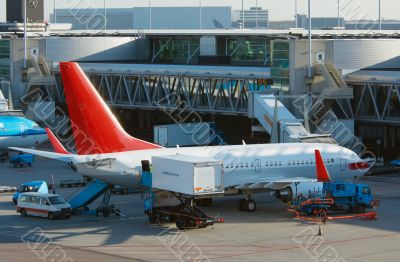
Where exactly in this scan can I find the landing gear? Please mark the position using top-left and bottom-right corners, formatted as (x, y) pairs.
(238, 198), (256, 212)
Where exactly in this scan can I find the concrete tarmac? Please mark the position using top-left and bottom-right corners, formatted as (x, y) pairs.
(0, 156), (400, 262)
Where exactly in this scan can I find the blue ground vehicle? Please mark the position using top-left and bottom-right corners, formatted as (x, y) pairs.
(291, 181), (376, 215)
(10, 154), (34, 168)
(12, 181), (48, 204)
(323, 181), (374, 213)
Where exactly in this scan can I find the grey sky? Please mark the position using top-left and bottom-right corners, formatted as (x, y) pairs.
(0, 0), (399, 22)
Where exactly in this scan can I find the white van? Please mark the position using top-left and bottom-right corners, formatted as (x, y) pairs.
(17, 192), (72, 220)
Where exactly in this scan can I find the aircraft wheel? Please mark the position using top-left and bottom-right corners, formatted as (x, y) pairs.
(244, 199), (256, 212)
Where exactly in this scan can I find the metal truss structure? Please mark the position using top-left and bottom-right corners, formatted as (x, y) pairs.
(349, 81), (400, 125)
(53, 72), (269, 115)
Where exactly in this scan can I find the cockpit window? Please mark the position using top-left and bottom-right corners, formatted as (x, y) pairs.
(0, 123), (4, 130)
(32, 124), (40, 129)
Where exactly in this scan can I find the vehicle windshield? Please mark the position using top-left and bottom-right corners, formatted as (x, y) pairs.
(362, 187), (371, 194)
(48, 196), (66, 205)
(17, 185), (39, 193)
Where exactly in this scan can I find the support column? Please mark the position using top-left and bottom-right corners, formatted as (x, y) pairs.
(391, 126), (396, 148)
(383, 126), (389, 148)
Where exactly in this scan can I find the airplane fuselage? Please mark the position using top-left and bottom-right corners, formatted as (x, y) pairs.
(0, 116), (47, 150)
(72, 143), (369, 189)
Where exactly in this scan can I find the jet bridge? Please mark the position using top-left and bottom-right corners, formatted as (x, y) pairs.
(248, 92), (334, 144)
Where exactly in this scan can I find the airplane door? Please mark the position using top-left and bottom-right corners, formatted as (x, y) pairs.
(20, 122), (27, 137)
(254, 159), (261, 173)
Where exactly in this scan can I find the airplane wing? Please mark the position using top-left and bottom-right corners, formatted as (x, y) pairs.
(9, 147), (73, 162)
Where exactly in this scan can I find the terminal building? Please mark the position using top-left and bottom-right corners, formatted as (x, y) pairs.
(1, 1), (400, 159)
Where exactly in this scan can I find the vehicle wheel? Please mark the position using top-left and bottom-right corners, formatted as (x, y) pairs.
(245, 199), (256, 212)
(122, 188), (128, 195)
(103, 211), (109, 217)
(357, 205), (366, 213)
(148, 213), (156, 223)
(20, 209), (27, 217)
(48, 212), (56, 220)
(176, 219), (186, 230)
(115, 209), (121, 216)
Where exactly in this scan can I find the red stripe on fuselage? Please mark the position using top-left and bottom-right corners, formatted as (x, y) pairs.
(348, 162), (370, 170)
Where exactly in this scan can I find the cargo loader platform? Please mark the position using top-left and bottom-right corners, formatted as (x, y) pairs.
(140, 155), (225, 230)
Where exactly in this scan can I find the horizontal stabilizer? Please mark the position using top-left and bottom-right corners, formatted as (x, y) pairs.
(9, 147), (72, 162)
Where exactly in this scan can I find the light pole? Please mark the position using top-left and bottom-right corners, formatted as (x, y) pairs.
(149, 0), (152, 29)
(54, 0), (56, 23)
(103, 0), (107, 30)
(378, 0), (382, 30)
(241, 0), (245, 29)
(295, 0), (298, 28)
(255, 0), (258, 29)
(337, 0), (340, 27)
(23, 0), (27, 69)
(199, 0), (202, 29)
(307, 0), (312, 79)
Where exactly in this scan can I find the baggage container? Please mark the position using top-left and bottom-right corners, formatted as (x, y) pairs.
(151, 154), (224, 196)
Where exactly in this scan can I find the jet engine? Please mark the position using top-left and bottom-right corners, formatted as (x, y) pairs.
(274, 181), (324, 203)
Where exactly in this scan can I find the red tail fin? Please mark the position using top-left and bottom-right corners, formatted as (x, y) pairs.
(315, 150), (332, 182)
(59, 62), (161, 155)
(45, 128), (70, 155)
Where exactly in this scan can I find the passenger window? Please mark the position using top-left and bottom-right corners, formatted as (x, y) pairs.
(274, 161), (277, 166)
(279, 161), (282, 166)
(240, 163), (243, 168)
(245, 163), (248, 168)
(305, 160), (309, 165)
(331, 158), (334, 163)
(270, 161), (273, 166)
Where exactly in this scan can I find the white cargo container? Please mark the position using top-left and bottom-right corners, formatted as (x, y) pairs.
(151, 154), (224, 196)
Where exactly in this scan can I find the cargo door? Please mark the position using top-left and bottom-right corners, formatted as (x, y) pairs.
(193, 164), (223, 194)
(158, 127), (168, 147)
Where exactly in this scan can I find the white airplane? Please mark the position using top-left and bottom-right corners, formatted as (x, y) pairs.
(11, 62), (371, 212)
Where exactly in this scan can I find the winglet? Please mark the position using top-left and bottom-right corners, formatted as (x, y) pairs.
(45, 128), (70, 155)
(315, 149), (332, 182)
